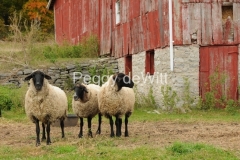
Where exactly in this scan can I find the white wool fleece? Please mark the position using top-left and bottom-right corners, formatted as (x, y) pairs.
(72, 84), (100, 118)
(98, 75), (135, 118)
(25, 79), (68, 124)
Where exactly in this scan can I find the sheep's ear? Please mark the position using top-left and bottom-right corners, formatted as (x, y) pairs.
(113, 74), (122, 82)
(44, 74), (52, 80)
(24, 74), (33, 81)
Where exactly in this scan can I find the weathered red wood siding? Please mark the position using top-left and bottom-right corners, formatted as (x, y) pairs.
(53, 0), (101, 45)
(52, 0), (240, 57)
(200, 46), (238, 104)
(99, 0), (112, 56)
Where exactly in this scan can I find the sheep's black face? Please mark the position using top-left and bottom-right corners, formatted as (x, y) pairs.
(73, 84), (88, 101)
(33, 72), (45, 91)
(113, 73), (134, 91)
(24, 70), (52, 91)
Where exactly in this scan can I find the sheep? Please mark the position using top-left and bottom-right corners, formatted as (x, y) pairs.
(24, 70), (68, 146)
(98, 73), (135, 137)
(72, 83), (101, 138)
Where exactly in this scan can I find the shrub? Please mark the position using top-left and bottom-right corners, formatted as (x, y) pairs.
(161, 85), (179, 112)
(0, 18), (8, 40)
(134, 85), (157, 109)
(225, 99), (239, 115)
(0, 84), (27, 111)
(42, 34), (99, 62)
(182, 77), (194, 111)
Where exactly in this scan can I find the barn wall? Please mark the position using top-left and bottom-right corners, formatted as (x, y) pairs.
(53, 0), (101, 45)
(239, 44), (240, 97)
(52, 0), (240, 57)
(117, 45), (199, 109)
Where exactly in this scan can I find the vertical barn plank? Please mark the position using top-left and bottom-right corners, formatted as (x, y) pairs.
(77, 0), (82, 44)
(138, 16), (144, 52)
(129, 20), (135, 54)
(122, 23), (129, 56)
(148, 11), (156, 49)
(212, 3), (223, 44)
(141, 14), (150, 50)
(62, 1), (70, 42)
(55, 3), (63, 44)
(199, 47), (210, 99)
(100, 0), (112, 56)
(226, 46), (238, 100)
(130, 18), (138, 54)
(182, 3), (191, 44)
(81, 0), (89, 35)
(70, 0), (78, 44)
(172, 0), (183, 45)
(152, 0), (158, 11)
(122, 0), (129, 23)
(89, 0), (100, 37)
(129, 0), (140, 19)
(157, 0), (169, 47)
(158, 0), (164, 47)
(153, 10), (161, 48)
(223, 17), (234, 44)
(189, 3), (201, 44)
(201, 3), (213, 45)
(140, 0), (145, 15)
(162, 0), (169, 47)
(233, 3), (240, 43)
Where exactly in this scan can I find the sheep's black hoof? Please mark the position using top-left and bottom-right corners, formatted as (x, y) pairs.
(125, 132), (129, 137)
(110, 133), (115, 137)
(36, 142), (41, 147)
(46, 142), (52, 145)
(88, 132), (93, 138)
(41, 137), (46, 141)
(78, 134), (83, 138)
(96, 129), (101, 135)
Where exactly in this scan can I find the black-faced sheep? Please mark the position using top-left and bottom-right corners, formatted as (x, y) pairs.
(98, 73), (135, 137)
(72, 83), (101, 138)
(24, 70), (68, 146)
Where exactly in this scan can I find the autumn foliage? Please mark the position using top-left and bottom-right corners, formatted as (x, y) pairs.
(23, 0), (54, 33)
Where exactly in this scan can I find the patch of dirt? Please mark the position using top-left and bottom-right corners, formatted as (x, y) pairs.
(1, 120), (240, 151)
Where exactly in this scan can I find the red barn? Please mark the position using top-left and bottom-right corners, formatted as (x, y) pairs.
(47, 0), (240, 108)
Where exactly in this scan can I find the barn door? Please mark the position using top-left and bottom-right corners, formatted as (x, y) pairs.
(199, 46), (238, 106)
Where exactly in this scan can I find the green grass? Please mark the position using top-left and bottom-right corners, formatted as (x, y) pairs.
(0, 139), (238, 160)
(2, 107), (240, 124)
(166, 142), (238, 160)
(1, 108), (240, 159)
(131, 108), (240, 123)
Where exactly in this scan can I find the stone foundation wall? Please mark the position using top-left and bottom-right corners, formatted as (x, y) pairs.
(118, 45), (200, 108)
(0, 57), (118, 89)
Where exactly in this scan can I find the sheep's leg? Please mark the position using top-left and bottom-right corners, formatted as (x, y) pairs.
(34, 117), (41, 146)
(87, 117), (93, 138)
(78, 118), (83, 138)
(46, 121), (51, 145)
(124, 113), (131, 137)
(60, 119), (65, 138)
(115, 116), (122, 137)
(109, 116), (115, 137)
(96, 113), (102, 134)
(41, 123), (46, 141)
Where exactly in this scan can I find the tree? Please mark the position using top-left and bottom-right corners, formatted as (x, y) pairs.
(23, 0), (54, 33)
(0, 0), (28, 25)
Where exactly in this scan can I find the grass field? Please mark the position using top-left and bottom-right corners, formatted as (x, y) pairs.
(1, 108), (240, 160)
(1, 41), (240, 159)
